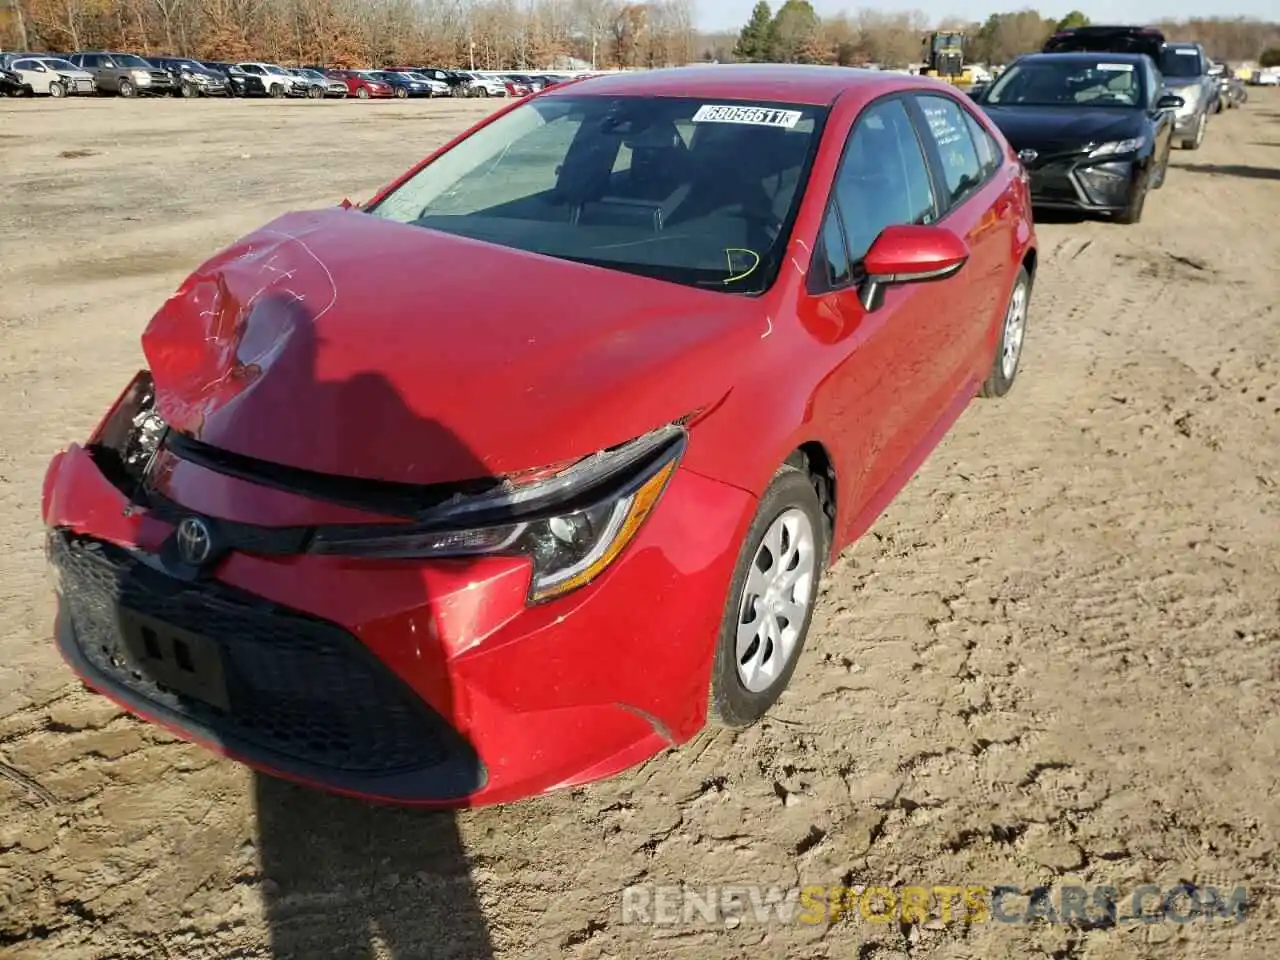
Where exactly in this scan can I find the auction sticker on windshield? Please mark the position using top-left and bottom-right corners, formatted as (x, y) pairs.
(1097, 63), (1135, 71)
(692, 104), (803, 128)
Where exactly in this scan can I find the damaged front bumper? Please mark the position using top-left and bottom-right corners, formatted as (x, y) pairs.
(42, 372), (754, 806)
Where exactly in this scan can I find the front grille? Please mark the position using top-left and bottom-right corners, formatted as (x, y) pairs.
(1028, 160), (1080, 203)
(51, 531), (455, 775)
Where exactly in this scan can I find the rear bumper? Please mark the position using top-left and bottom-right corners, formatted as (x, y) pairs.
(43, 441), (753, 806)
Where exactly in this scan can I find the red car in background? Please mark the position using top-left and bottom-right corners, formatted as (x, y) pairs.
(42, 65), (1036, 808)
(325, 68), (393, 99)
(502, 75), (532, 97)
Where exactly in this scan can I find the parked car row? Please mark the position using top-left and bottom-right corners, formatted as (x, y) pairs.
(0, 50), (584, 100)
(964, 24), (1256, 225)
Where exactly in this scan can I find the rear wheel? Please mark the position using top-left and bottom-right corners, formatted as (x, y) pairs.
(708, 466), (826, 728)
(980, 266), (1030, 398)
(48, 80), (66, 98)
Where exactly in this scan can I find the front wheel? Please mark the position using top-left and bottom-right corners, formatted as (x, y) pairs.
(269, 83), (285, 98)
(117, 78), (135, 98)
(980, 265), (1031, 398)
(308, 84), (324, 99)
(708, 466), (826, 728)
(394, 87), (407, 99)
(1181, 112), (1206, 150)
(356, 86), (369, 99)
(48, 80), (66, 98)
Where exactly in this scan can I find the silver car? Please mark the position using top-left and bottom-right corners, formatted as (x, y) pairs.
(1159, 42), (1215, 150)
(67, 51), (178, 97)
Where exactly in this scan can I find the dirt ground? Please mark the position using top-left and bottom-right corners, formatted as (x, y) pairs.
(1, 89), (1279, 960)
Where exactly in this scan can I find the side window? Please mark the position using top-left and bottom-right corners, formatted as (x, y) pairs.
(13, 59), (37, 71)
(829, 98), (937, 265)
(916, 95), (985, 207)
(962, 111), (1000, 178)
(100, 57), (115, 68)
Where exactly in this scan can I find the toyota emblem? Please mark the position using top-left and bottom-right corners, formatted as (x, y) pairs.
(1017, 148), (1038, 165)
(175, 517), (213, 565)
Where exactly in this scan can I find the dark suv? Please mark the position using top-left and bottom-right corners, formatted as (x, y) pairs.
(148, 56), (229, 96)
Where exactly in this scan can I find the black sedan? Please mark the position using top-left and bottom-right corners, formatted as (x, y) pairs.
(1, 66), (34, 96)
(971, 52), (1183, 224)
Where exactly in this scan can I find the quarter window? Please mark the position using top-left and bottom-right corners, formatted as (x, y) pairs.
(828, 97), (937, 265)
(962, 111), (1000, 178)
(917, 95), (985, 206)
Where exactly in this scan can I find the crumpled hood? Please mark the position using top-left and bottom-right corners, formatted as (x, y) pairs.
(141, 207), (758, 485)
(981, 105), (1143, 153)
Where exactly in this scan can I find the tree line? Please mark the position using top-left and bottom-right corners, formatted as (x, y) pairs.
(0, 0), (697, 70)
(723, 2), (1280, 68)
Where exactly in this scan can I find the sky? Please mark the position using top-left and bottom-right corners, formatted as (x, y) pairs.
(696, 0), (1278, 32)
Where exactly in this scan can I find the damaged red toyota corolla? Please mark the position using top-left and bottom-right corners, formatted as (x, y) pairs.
(42, 65), (1036, 807)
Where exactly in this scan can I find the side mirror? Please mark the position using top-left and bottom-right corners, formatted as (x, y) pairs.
(1156, 93), (1184, 110)
(859, 225), (971, 312)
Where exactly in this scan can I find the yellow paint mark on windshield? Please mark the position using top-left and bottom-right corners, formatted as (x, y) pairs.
(724, 248), (761, 284)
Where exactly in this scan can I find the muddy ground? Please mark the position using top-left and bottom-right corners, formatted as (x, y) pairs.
(1, 91), (1278, 960)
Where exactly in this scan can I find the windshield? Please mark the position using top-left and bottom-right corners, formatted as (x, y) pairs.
(263, 64), (289, 75)
(367, 95), (824, 295)
(985, 59), (1145, 107)
(1160, 48), (1203, 77)
(115, 55), (152, 68)
(297, 69), (322, 79)
(40, 58), (79, 71)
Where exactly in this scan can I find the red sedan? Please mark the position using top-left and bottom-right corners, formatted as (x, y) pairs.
(42, 65), (1036, 807)
(325, 68), (393, 99)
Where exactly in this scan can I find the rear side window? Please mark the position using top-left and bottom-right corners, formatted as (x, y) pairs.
(962, 111), (1000, 178)
(916, 95), (985, 207)
(829, 98), (937, 264)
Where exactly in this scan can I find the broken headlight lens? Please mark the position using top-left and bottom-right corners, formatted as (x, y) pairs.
(309, 427), (685, 604)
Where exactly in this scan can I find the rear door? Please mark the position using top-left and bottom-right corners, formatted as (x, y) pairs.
(908, 92), (1019, 399)
(799, 94), (961, 525)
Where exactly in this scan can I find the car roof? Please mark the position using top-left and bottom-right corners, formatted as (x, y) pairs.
(543, 64), (940, 106)
(1018, 51), (1150, 63)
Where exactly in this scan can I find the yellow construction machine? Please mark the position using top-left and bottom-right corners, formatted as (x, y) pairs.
(921, 31), (966, 85)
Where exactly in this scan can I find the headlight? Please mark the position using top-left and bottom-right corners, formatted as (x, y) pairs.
(310, 426), (685, 603)
(1088, 137), (1144, 157)
(132, 69), (150, 80)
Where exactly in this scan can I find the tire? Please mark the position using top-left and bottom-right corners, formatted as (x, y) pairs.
(181, 81), (196, 98)
(1180, 112), (1206, 150)
(48, 80), (66, 98)
(269, 83), (285, 99)
(707, 465), (827, 728)
(980, 265), (1031, 398)
(308, 84), (323, 99)
(117, 78), (135, 98)
(356, 86), (369, 99)
(394, 87), (407, 99)
(1115, 177), (1148, 225)
(479, 87), (490, 97)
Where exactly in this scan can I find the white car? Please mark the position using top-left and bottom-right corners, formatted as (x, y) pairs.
(234, 61), (304, 98)
(8, 56), (95, 97)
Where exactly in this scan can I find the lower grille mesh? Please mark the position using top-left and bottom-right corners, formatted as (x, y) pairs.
(51, 531), (451, 775)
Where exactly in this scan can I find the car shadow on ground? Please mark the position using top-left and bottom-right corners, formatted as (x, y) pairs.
(144, 283), (498, 959)
(1030, 208), (1091, 225)
(1175, 162), (1280, 182)
(234, 293), (494, 960)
